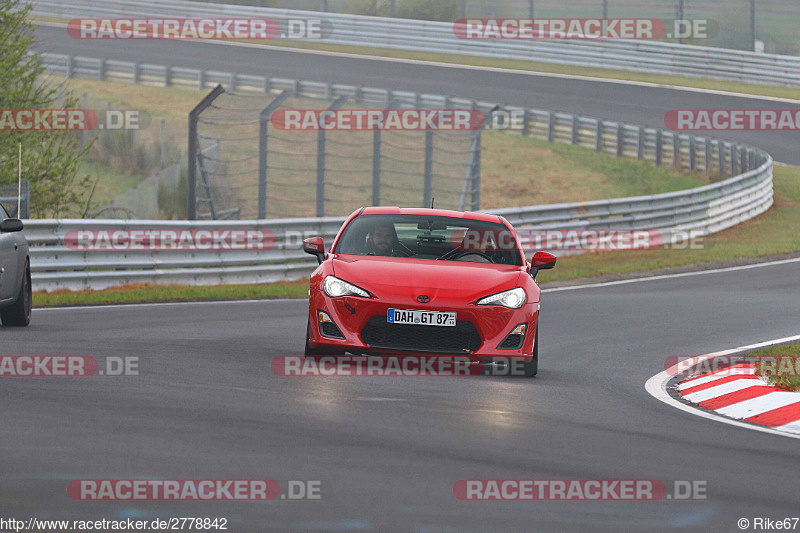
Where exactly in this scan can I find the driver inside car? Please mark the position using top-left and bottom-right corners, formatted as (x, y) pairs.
(367, 221), (399, 256)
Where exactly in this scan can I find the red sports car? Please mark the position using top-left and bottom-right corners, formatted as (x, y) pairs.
(302, 207), (556, 377)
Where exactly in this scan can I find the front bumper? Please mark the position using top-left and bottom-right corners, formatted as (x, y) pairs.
(307, 288), (538, 361)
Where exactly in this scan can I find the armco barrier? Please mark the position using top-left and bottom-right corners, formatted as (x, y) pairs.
(26, 156), (771, 292)
(29, 0), (800, 86)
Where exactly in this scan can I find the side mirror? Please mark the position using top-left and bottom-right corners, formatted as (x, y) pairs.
(0, 219), (23, 233)
(529, 251), (556, 278)
(303, 237), (326, 264)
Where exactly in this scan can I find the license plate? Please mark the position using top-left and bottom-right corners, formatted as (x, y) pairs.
(387, 309), (456, 327)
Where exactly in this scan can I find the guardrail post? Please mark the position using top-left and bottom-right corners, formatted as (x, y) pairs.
(731, 145), (738, 175)
(66, 55), (73, 78)
(547, 112), (555, 142)
(424, 130), (434, 208)
(317, 96), (348, 217)
(258, 90), (291, 219)
(188, 84), (225, 220)
(595, 120), (603, 151)
(689, 136), (696, 170)
(165, 66), (172, 87)
(133, 62), (140, 84)
(636, 127), (644, 160)
(571, 115), (579, 145)
(655, 130), (663, 166)
(522, 108), (530, 136)
(717, 141), (725, 177)
(372, 127), (381, 206)
(99, 58), (106, 81)
(198, 70), (205, 90)
(616, 123), (624, 157)
(740, 147), (747, 171)
(230, 73), (237, 93)
(673, 133), (681, 170)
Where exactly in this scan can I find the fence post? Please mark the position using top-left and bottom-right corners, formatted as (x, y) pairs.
(704, 138), (711, 172)
(718, 141), (725, 177)
(133, 62), (140, 84)
(616, 123), (624, 157)
(66, 55), (73, 78)
(471, 131), (482, 211)
(188, 84), (225, 220)
(317, 96), (348, 217)
(372, 127), (381, 206)
(424, 130), (434, 208)
(160, 120), (166, 167)
(99, 58), (106, 81)
(689, 136), (696, 170)
(165, 66), (172, 87)
(258, 90), (291, 219)
(547, 112), (555, 142)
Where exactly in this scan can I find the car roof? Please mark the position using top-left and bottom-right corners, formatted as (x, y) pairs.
(358, 207), (502, 224)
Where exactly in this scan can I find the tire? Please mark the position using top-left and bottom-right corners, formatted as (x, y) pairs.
(521, 325), (538, 377)
(1, 261), (31, 327)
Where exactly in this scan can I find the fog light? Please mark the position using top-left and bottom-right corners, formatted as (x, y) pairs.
(317, 310), (345, 339)
(497, 323), (527, 350)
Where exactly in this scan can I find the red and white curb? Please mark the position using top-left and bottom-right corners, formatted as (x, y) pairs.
(645, 334), (800, 440)
(676, 364), (800, 434)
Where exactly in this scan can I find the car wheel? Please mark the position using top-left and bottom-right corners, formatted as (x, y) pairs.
(1, 261), (31, 327)
(521, 325), (538, 377)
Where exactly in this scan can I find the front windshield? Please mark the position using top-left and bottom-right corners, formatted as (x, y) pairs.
(334, 214), (524, 266)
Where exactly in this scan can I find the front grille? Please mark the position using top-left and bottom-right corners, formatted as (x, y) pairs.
(361, 316), (482, 353)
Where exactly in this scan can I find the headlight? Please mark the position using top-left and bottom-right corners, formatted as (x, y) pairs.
(476, 287), (526, 309)
(323, 276), (371, 298)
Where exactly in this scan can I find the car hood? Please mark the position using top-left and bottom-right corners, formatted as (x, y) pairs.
(331, 255), (522, 302)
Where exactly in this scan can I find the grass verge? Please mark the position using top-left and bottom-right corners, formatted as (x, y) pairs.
(747, 341), (800, 392)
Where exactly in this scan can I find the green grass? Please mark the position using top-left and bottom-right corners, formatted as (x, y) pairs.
(746, 341), (800, 392)
(34, 281), (309, 307)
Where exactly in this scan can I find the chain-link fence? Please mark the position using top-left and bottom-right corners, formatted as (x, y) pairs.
(0, 182), (30, 219)
(189, 86), (483, 220)
(188, 0), (798, 54)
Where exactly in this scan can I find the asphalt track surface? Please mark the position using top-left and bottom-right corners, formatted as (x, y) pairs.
(3, 261), (800, 532)
(32, 24), (800, 164)
(3, 25), (798, 533)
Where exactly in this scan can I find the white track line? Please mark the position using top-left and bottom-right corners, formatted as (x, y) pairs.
(33, 21), (800, 105)
(645, 333), (800, 440)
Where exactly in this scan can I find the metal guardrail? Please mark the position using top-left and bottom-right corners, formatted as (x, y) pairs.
(26, 155), (771, 292)
(30, 0), (800, 86)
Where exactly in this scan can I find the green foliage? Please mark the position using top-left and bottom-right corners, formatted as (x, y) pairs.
(0, 0), (92, 217)
(396, 0), (459, 22)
